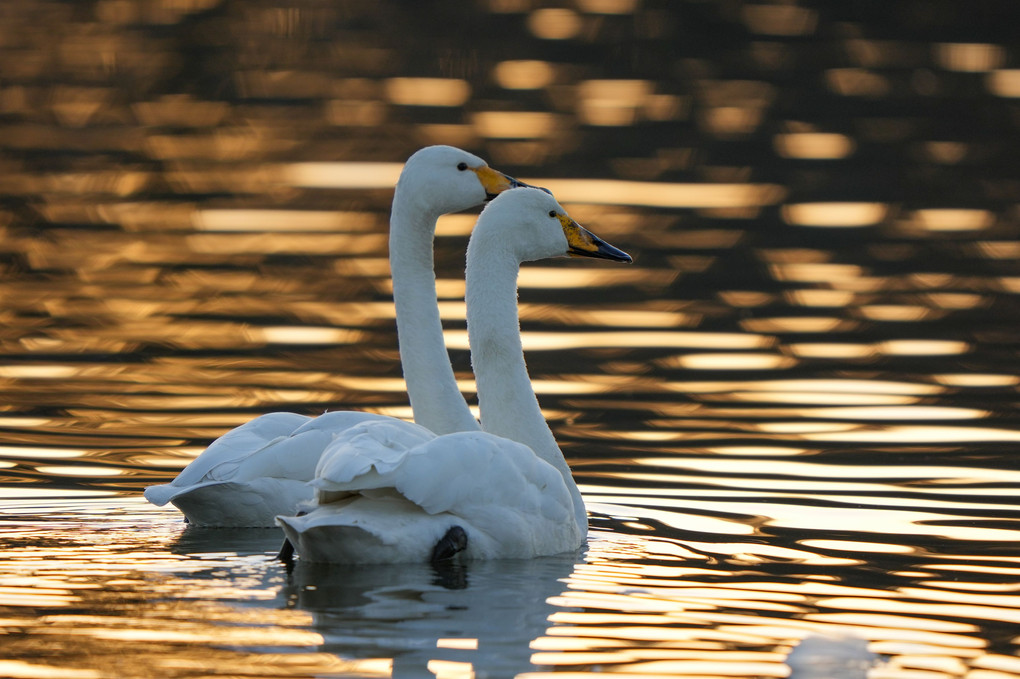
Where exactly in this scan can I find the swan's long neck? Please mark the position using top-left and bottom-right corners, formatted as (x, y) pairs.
(390, 189), (479, 436)
(465, 235), (588, 533)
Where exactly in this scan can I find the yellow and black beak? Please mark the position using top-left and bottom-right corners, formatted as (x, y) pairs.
(472, 165), (551, 201)
(558, 214), (633, 263)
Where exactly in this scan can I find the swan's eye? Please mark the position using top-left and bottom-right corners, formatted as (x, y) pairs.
(457, 162), (468, 171)
(548, 210), (558, 218)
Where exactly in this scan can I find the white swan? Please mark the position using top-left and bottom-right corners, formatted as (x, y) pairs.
(276, 187), (631, 562)
(143, 146), (535, 527)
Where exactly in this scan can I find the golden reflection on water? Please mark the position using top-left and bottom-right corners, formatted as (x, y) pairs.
(3, 0), (1020, 677)
(783, 202), (889, 228)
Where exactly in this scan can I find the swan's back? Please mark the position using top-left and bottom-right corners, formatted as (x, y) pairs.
(143, 412), (310, 506)
(277, 419), (581, 562)
(144, 411), (393, 526)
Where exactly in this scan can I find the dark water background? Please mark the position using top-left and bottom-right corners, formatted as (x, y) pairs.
(1, 1), (1019, 677)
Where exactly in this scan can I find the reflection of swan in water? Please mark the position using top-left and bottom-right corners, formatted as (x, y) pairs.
(284, 551), (581, 677)
(167, 525), (289, 557)
(277, 189), (631, 562)
(143, 146), (534, 527)
(161, 526), (295, 610)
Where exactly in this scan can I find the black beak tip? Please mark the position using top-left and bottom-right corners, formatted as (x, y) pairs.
(589, 233), (633, 263)
(510, 178), (552, 195)
(569, 246), (633, 263)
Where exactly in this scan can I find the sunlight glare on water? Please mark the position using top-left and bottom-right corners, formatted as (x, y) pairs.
(1, 0), (1020, 678)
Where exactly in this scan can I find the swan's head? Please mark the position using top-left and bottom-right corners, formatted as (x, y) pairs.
(398, 145), (544, 215)
(477, 187), (632, 264)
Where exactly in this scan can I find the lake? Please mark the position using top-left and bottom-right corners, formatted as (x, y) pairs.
(1, 1), (1019, 677)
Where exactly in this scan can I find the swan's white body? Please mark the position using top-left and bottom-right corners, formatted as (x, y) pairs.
(278, 188), (631, 561)
(144, 146), (526, 527)
(275, 421), (578, 563)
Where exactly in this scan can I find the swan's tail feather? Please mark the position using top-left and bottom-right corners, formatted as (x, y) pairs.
(142, 483), (177, 507)
(275, 496), (460, 564)
(276, 518), (402, 563)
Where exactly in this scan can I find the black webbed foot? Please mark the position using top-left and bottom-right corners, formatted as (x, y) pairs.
(275, 509), (306, 567)
(276, 538), (294, 565)
(430, 525), (467, 564)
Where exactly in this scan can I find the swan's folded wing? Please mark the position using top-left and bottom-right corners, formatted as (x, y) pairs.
(392, 431), (574, 523)
(233, 411), (398, 483)
(290, 410), (393, 437)
(169, 412), (311, 488)
(312, 419), (437, 495)
(314, 427), (572, 523)
(227, 428), (332, 483)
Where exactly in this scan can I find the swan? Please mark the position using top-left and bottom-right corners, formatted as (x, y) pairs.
(276, 187), (632, 563)
(143, 146), (536, 527)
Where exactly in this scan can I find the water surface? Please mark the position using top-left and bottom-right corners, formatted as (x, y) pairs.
(1, 1), (1019, 677)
